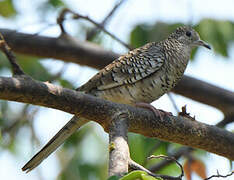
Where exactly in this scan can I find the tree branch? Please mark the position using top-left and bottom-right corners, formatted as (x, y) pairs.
(0, 28), (119, 69)
(128, 159), (182, 180)
(174, 76), (234, 115)
(86, 0), (127, 40)
(0, 76), (233, 160)
(148, 113), (233, 173)
(205, 171), (234, 180)
(0, 33), (25, 76)
(216, 114), (234, 128)
(149, 147), (194, 172)
(57, 8), (132, 49)
(108, 111), (129, 177)
(1, 28), (233, 115)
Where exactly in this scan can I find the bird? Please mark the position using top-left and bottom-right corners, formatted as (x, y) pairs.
(22, 26), (211, 172)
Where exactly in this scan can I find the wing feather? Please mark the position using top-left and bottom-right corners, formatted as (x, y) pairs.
(78, 42), (165, 92)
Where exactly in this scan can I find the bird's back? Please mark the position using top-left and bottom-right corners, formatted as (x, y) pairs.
(77, 40), (189, 105)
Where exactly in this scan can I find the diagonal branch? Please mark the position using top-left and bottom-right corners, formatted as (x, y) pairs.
(86, 0), (127, 40)
(57, 8), (132, 49)
(1, 28), (233, 116)
(0, 33), (25, 76)
(0, 76), (233, 160)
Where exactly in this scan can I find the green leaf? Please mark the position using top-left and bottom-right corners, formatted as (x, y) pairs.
(57, 78), (75, 89)
(190, 48), (198, 60)
(48, 0), (65, 7)
(131, 20), (234, 61)
(0, 0), (17, 17)
(155, 160), (181, 176)
(195, 19), (234, 58)
(130, 22), (184, 48)
(107, 175), (121, 180)
(0, 129), (2, 142)
(141, 174), (162, 180)
(120, 170), (161, 180)
(130, 25), (150, 48)
(0, 52), (11, 70)
(129, 133), (169, 166)
(129, 133), (150, 164)
(17, 55), (52, 81)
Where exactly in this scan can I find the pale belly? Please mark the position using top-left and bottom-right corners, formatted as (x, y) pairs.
(94, 74), (166, 106)
(94, 66), (185, 106)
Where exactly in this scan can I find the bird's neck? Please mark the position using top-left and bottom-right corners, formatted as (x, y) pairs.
(163, 39), (191, 64)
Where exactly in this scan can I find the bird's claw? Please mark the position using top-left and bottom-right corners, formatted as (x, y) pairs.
(135, 102), (172, 121)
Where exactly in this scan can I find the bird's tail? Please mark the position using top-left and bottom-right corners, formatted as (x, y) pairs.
(22, 116), (88, 173)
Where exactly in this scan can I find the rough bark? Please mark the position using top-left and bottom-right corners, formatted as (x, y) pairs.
(108, 112), (129, 177)
(0, 76), (233, 160)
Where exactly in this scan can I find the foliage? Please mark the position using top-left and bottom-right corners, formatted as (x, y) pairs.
(107, 170), (162, 180)
(0, 0), (16, 17)
(120, 170), (161, 180)
(130, 20), (234, 60)
(195, 19), (234, 57)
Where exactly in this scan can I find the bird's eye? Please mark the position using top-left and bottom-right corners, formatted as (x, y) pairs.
(186, 31), (192, 37)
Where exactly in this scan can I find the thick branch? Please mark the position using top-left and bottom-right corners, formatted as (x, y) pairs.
(1, 28), (233, 114)
(0, 28), (119, 69)
(174, 76), (234, 115)
(108, 112), (129, 177)
(0, 76), (233, 160)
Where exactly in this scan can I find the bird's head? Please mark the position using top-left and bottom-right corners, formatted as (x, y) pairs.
(170, 26), (211, 50)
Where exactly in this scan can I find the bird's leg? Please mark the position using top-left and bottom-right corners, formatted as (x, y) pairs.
(135, 102), (172, 121)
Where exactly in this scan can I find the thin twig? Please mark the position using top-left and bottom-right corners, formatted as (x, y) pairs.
(204, 171), (234, 180)
(178, 105), (196, 121)
(1, 104), (30, 135)
(129, 159), (182, 180)
(143, 141), (162, 166)
(148, 155), (184, 179)
(149, 147), (193, 172)
(0, 33), (25, 76)
(28, 107), (41, 146)
(167, 93), (179, 113)
(57, 8), (68, 34)
(58, 8), (132, 50)
(216, 114), (234, 128)
(129, 159), (159, 177)
(86, 0), (127, 40)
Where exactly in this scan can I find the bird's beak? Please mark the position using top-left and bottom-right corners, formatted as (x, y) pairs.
(194, 40), (211, 49)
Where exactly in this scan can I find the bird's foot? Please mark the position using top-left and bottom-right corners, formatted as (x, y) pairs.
(135, 102), (172, 121)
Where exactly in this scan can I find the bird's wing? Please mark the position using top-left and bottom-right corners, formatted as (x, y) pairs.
(78, 42), (165, 92)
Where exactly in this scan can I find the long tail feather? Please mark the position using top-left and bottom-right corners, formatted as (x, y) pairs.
(22, 116), (87, 173)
